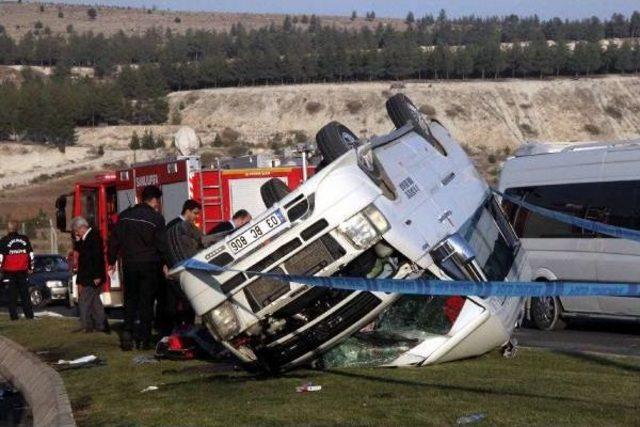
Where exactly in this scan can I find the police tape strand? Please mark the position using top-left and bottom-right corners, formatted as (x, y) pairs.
(493, 189), (640, 243)
(175, 189), (640, 297)
(177, 258), (640, 297)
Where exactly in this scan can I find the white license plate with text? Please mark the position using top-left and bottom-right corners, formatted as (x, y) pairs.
(227, 210), (286, 255)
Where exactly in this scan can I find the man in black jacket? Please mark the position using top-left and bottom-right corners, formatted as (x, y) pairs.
(71, 216), (107, 333)
(163, 199), (202, 332)
(0, 221), (34, 320)
(108, 185), (169, 351)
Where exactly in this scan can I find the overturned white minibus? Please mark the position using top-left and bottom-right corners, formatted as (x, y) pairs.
(171, 94), (527, 372)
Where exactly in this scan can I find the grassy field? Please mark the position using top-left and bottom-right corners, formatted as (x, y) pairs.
(0, 314), (638, 426)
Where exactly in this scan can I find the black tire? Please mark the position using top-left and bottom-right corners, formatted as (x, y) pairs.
(260, 178), (291, 208)
(385, 93), (447, 155)
(530, 296), (566, 331)
(315, 121), (359, 164)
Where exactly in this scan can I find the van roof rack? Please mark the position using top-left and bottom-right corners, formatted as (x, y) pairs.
(514, 139), (640, 157)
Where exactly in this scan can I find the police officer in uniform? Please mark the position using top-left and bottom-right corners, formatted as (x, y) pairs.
(0, 221), (35, 320)
(108, 185), (169, 351)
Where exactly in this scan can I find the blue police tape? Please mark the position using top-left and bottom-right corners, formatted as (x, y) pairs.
(494, 189), (640, 243)
(177, 258), (640, 297)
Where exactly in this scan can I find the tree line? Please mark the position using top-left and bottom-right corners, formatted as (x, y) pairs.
(0, 68), (168, 148)
(0, 11), (639, 85)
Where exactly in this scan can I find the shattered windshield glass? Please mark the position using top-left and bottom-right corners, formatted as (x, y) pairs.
(323, 194), (520, 368)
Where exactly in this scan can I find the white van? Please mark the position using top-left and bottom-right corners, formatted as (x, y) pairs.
(499, 140), (640, 330)
(173, 94), (526, 372)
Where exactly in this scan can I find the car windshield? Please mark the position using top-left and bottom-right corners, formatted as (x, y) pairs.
(34, 256), (69, 273)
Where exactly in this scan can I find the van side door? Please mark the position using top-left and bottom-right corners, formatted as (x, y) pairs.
(594, 179), (640, 317)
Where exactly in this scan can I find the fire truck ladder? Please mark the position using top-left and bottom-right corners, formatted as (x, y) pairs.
(199, 159), (225, 233)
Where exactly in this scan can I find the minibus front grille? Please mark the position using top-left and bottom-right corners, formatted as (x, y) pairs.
(284, 234), (345, 275)
(256, 292), (382, 368)
(244, 268), (290, 311)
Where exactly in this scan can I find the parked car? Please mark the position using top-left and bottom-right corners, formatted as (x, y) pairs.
(1, 254), (72, 309)
(172, 94), (526, 373)
(499, 139), (640, 330)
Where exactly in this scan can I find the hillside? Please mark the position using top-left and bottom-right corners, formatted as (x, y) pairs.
(167, 75), (640, 149)
(0, 2), (404, 39)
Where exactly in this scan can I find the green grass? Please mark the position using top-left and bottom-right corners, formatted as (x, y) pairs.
(1, 315), (639, 426)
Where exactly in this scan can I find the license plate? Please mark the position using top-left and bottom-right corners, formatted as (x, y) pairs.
(227, 210), (286, 255)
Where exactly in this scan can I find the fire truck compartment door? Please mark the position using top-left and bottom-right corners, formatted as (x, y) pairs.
(162, 182), (190, 223)
(230, 177), (287, 218)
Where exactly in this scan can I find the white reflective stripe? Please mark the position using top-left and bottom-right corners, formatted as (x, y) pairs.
(120, 217), (157, 228)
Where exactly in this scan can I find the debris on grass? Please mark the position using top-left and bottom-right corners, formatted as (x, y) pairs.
(502, 338), (518, 359)
(132, 355), (158, 365)
(54, 354), (105, 370)
(296, 383), (322, 393)
(140, 386), (159, 393)
(456, 412), (487, 425)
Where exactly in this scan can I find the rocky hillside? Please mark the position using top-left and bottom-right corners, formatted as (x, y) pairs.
(167, 75), (640, 150)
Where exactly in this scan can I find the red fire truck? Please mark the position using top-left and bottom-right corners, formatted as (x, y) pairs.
(56, 154), (314, 307)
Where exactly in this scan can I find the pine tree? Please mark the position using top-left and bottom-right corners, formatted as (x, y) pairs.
(129, 131), (140, 150)
(406, 12), (415, 26)
(283, 15), (293, 32)
(551, 37), (570, 76)
(155, 135), (165, 149)
(615, 41), (634, 73)
(350, 11), (357, 21)
(141, 130), (155, 149)
(87, 7), (97, 20)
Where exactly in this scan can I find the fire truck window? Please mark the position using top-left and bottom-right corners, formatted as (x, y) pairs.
(81, 189), (98, 228)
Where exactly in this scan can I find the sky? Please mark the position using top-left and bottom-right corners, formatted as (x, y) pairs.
(40, 0), (640, 20)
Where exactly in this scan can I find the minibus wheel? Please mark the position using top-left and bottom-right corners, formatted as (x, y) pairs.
(385, 94), (447, 156)
(530, 296), (566, 331)
(315, 121), (359, 164)
(260, 178), (291, 208)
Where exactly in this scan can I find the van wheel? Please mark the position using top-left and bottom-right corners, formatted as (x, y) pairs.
(530, 296), (566, 331)
(315, 121), (359, 164)
(385, 94), (446, 155)
(260, 178), (291, 208)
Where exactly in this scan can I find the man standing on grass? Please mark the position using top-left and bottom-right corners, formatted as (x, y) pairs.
(71, 216), (108, 333)
(162, 199), (203, 332)
(0, 221), (34, 321)
(108, 185), (169, 351)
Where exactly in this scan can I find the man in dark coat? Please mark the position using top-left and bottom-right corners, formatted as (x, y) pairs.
(0, 221), (34, 320)
(108, 185), (169, 351)
(162, 199), (202, 332)
(71, 216), (107, 333)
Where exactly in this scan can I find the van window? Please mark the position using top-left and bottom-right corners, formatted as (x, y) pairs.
(504, 180), (640, 238)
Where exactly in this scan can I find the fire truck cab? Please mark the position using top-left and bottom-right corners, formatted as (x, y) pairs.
(56, 154), (313, 307)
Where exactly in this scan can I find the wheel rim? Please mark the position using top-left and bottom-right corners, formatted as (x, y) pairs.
(30, 289), (43, 306)
(533, 297), (556, 327)
(408, 102), (428, 127)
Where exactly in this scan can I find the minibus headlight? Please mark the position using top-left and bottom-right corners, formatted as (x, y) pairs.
(363, 205), (390, 234)
(203, 302), (241, 340)
(339, 205), (389, 249)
